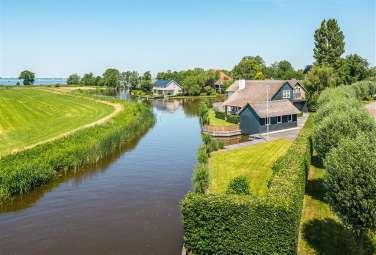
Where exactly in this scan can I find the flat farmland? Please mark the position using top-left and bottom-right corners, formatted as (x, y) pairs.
(0, 88), (114, 157)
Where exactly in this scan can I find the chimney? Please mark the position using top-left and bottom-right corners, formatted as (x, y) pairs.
(239, 79), (246, 90)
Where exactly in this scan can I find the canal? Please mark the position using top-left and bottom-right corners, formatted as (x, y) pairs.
(0, 99), (203, 254)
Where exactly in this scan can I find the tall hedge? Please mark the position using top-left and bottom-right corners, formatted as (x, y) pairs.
(181, 116), (314, 254)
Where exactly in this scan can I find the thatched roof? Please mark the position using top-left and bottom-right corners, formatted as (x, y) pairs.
(245, 100), (300, 118)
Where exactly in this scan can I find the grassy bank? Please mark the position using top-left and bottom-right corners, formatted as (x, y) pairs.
(208, 139), (292, 196)
(0, 94), (154, 202)
(0, 88), (114, 157)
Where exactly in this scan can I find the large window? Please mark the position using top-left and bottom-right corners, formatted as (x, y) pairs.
(277, 116), (282, 123)
(282, 90), (291, 99)
(282, 115), (292, 123)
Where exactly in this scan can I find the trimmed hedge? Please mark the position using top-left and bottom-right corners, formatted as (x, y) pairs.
(214, 111), (226, 120)
(226, 114), (240, 124)
(181, 115), (314, 254)
(0, 99), (154, 201)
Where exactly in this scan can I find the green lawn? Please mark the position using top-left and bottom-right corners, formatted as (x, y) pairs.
(208, 139), (292, 196)
(298, 157), (376, 255)
(208, 109), (234, 127)
(0, 88), (114, 157)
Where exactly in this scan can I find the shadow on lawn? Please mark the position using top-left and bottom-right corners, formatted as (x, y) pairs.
(302, 219), (375, 255)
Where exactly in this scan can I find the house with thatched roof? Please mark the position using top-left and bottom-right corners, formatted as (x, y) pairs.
(221, 79), (307, 135)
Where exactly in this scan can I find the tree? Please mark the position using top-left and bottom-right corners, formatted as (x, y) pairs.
(304, 65), (338, 95)
(67, 74), (81, 85)
(313, 19), (345, 67)
(325, 133), (376, 253)
(121, 71), (140, 89)
(339, 54), (369, 85)
(140, 71), (152, 92)
(102, 68), (120, 89)
(19, 70), (35, 85)
(266, 60), (299, 80)
(80, 72), (96, 86)
(232, 56), (266, 80)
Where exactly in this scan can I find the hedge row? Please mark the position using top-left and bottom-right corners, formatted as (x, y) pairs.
(313, 81), (376, 159)
(0, 99), (155, 201)
(226, 114), (240, 124)
(214, 111), (226, 120)
(181, 116), (314, 254)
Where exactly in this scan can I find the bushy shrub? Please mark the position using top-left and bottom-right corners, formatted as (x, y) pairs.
(325, 132), (376, 247)
(214, 111), (226, 120)
(317, 86), (355, 107)
(352, 80), (376, 100)
(226, 176), (250, 195)
(192, 163), (209, 194)
(226, 114), (240, 124)
(312, 108), (375, 159)
(314, 97), (361, 125)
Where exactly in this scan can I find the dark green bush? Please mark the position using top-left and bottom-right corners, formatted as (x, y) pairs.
(214, 111), (226, 120)
(226, 176), (250, 195)
(325, 132), (376, 238)
(181, 115), (314, 254)
(0, 100), (155, 201)
(226, 114), (240, 124)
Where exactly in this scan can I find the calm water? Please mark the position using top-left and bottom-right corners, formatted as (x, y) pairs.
(0, 99), (202, 255)
(0, 78), (66, 85)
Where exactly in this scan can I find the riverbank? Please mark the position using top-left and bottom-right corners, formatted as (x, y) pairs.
(0, 91), (155, 202)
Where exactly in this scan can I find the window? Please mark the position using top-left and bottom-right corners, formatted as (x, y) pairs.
(282, 90), (291, 99)
(271, 117), (277, 125)
(282, 115), (292, 123)
(277, 116), (282, 123)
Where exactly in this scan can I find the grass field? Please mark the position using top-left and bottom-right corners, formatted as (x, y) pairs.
(0, 88), (114, 157)
(298, 157), (376, 255)
(208, 139), (292, 196)
(208, 109), (234, 127)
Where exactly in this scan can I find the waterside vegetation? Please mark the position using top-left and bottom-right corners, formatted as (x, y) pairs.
(0, 89), (155, 202)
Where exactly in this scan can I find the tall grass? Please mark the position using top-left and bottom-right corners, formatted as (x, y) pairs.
(0, 99), (154, 201)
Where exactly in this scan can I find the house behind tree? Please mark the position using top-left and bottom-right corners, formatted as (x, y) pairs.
(222, 79), (307, 135)
(153, 79), (183, 96)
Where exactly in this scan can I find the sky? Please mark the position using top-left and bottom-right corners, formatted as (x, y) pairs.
(0, 0), (375, 77)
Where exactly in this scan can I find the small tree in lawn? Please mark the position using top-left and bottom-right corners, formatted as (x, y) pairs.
(325, 133), (376, 253)
(19, 70), (35, 85)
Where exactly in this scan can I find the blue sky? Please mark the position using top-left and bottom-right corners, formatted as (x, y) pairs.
(0, 0), (375, 77)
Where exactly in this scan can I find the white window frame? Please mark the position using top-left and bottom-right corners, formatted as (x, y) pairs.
(282, 90), (291, 99)
(277, 116), (282, 124)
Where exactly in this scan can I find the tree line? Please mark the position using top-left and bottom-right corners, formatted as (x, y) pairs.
(19, 18), (375, 100)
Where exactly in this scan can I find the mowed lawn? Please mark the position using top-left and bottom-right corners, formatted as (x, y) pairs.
(0, 88), (114, 157)
(208, 139), (292, 196)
